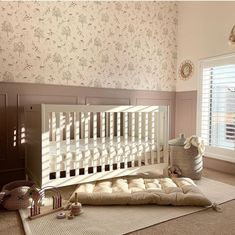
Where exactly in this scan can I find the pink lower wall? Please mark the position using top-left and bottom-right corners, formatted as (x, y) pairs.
(175, 91), (197, 137)
(204, 157), (235, 176)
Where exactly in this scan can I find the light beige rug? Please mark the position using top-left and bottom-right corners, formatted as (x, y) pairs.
(19, 178), (235, 235)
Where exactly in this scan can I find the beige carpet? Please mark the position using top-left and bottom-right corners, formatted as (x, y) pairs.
(18, 177), (235, 235)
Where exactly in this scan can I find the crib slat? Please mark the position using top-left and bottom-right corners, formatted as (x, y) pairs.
(137, 112), (143, 166)
(105, 112), (109, 137)
(74, 112), (81, 170)
(109, 112), (115, 167)
(116, 112), (123, 167)
(80, 112), (85, 170)
(123, 112), (129, 166)
(80, 112), (84, 139)
(56, 112), (62, 156)
(150, 112), (155, 165)
(100, 112), (108, 171)
(144, 112), (150, 165)
(130, 112), (136, 166)
(84, 112), (90, 150)
(51, 112), (56, 142)
(92, 112), (100, 169)
(163, 108), (169, 165)
(93, 112), (97, 141)
(124, 112), (128, 145)
(65, 112), (71, 154)
(55, 112), (63, 179)
(100, 112), (106, 147)
(41, 109), (50, 185)
(61, 113), (65, 141)
(83, 112), (91, 172)
(109, 112), (114, 145)
(65, 112), (71, 176)
(156, 112), (161, 164)
(74, 112), (80, 150)
(117, 112), (121, 145)
(49, 155), (57, 173)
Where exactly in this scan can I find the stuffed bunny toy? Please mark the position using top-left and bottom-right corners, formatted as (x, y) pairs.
(184, 135), (205, 155)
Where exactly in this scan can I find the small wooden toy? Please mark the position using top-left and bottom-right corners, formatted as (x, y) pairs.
(71, 192), (82, 216)
(67, 213), (74, 220)
(56, 212), (66, 219)
(28, 186), (63, 220)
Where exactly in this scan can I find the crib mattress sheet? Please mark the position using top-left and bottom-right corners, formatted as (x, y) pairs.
(49, 137), (162, 155)
(69, 177), (212, 207)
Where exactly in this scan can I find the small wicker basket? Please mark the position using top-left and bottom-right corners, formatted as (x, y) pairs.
(168, 134), (203, 180)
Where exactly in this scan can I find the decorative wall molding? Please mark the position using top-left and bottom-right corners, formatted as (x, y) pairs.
(204, 156), (235, 176)
(0, 93), (8, 160)
(175, 91), (197, 137)
(85, 96), (131, 105)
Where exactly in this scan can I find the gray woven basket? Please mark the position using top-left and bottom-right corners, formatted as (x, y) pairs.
(169, 135), (203, 180)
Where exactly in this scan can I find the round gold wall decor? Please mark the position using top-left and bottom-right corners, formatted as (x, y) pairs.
(179, 60), (194, 80)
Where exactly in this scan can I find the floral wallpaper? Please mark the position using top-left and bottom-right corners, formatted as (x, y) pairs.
(0, 1), (177, 91)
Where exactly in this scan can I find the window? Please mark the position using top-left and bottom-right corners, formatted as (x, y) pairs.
(198, 54), (235, 162)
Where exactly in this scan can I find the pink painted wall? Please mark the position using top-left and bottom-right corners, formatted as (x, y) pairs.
(175, 91), (197, 137)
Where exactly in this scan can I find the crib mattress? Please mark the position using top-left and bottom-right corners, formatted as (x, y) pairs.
(69, 177), (212, 207)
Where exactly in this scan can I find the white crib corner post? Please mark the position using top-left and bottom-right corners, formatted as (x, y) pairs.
(41, 105), (51, 187)
(162, 106), (169, 166)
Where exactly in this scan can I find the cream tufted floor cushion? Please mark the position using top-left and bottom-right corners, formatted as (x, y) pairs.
(69, 177), (212, 207)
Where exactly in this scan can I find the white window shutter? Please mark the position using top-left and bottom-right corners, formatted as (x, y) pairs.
(200, 59), (235, 151)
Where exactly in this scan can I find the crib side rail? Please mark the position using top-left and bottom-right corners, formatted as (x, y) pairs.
(38, 104), (169, 187)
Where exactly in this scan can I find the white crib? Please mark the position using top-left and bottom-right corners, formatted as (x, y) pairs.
(25, 104), (169, 188)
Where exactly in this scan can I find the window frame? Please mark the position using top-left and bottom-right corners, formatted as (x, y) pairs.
(197, 53), (235, 163)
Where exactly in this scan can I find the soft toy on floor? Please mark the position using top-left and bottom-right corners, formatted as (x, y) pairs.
(184, 135), (205, 155)
(168, 165), (182, 178)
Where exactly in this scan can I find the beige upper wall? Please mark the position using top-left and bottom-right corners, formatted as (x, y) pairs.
(0, 1), (177, 91)
(176, 1), (235, 91)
